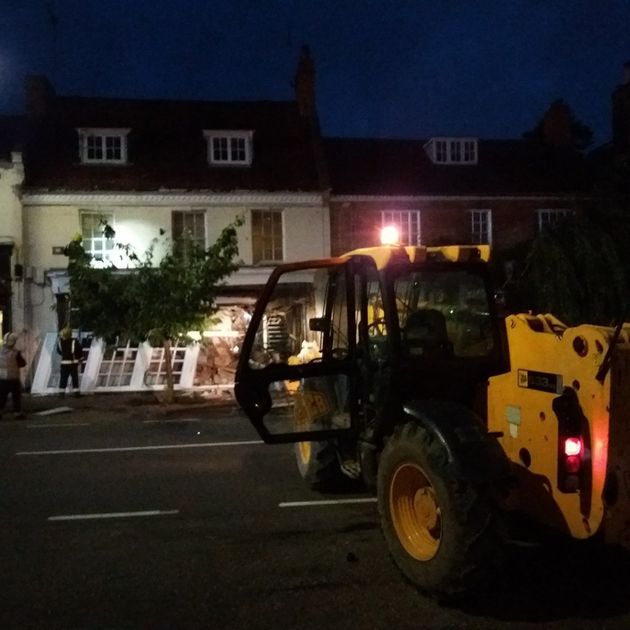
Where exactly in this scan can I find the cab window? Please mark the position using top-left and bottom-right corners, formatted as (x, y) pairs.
(394, 269), (495, 358)
(248, 266), (349, 369)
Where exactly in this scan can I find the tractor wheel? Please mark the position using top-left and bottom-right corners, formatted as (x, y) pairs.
(294, 440), (347, 491)
(377, 421), (500, 599)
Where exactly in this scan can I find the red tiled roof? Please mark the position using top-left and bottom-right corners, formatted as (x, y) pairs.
(24, 96), (321, 192)
(324, 137), (590, 196)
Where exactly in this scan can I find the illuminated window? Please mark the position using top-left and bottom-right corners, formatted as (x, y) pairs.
(470, 210), (492, 244)
(537, 209), (569, 232)
(172, 210), (206, 256)
(425, 138), (478, 165)
(77, 128), (129, 164)
(380, 210), (421, 246)
(204, 130), (253, 165)
(80, 212), (115, 263)
(252, 210), (283, 263)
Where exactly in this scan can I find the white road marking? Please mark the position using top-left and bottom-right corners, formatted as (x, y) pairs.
(32, 407), (74, 416)
(142, 418), (200, 424)
(27, 423), (91, 429)
(48, 509), (179, 522)
(16, 440), (263, 456)
(279, 498), (377, 508)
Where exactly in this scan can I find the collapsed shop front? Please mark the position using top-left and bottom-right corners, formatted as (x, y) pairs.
(30, 282), (316, 397)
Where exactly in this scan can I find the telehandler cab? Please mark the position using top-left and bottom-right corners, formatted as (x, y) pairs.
(234, 237), (630, 598)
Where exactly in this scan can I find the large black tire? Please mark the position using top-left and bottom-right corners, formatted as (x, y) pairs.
(294, 440), (347, 491)
(377, 421), (501, 599)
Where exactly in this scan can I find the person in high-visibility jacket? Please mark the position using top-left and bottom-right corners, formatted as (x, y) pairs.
(56, 327), (83, 397)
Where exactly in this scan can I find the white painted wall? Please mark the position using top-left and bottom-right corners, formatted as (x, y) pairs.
(0, 152), (25, 332)
(282, 205), (330, 260)
(21, 192), (331, 344)
(207, 202), (331, 264)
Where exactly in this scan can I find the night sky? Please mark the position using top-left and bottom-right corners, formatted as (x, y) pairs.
(1, 0), (629, 146)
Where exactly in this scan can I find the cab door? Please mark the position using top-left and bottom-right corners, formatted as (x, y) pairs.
(235, 259), (358, 443)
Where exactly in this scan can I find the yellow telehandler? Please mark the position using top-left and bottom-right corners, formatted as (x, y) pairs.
(234, 238), (630, 598)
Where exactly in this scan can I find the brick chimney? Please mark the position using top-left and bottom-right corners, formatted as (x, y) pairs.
(612, 61), (630, 154)
(24, 75), (55, 120)
(294, 45), (316, 118)
(542, 100), (573, 147)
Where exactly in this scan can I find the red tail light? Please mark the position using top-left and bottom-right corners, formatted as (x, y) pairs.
(565, 455), (581, 474)
(559, 437), (583, 490)
(553, 389), (586, 494)
(564, 437), (582, 457)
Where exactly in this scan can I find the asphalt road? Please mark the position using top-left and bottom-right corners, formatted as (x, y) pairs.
(1, 405), (630, 629)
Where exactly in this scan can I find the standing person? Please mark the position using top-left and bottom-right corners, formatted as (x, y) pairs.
(56, 327), (83, 397)
(0, 332), (27, 420)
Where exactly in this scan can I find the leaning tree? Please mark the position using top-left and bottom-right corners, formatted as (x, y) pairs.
(64, 219), (242, 402)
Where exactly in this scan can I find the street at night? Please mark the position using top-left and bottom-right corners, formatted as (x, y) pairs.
(2, 4), (630, 629)
(0, 401), (629, 629)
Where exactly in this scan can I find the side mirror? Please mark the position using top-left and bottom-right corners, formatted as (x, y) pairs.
(309, 317), (329, 332)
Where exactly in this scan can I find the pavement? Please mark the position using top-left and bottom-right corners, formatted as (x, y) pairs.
(5, 389), (238, 423)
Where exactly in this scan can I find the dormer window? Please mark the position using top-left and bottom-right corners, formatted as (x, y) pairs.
(425, 137), (478, 165)
(204, 130), (253, 166)
(77, 128), (130, 164)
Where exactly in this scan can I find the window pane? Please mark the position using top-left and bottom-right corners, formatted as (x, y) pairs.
(450, 141), (461, 162)
(395, 269), (494, 358)
(380, 210), (421, 246)
(81, 212), (114, 262)
(86, 136), (102, 160)
(435, 141), (447, 162)
(538, 209), (568, 232)
(471, 210), (490, 244)
(230, 137), (246, 161)
(172, 210), (206, 255)
(463, 141), (476, 162)
(105, 136), (122, 160)
(252, 210), (283, 263)
(213, 137), (229, 161)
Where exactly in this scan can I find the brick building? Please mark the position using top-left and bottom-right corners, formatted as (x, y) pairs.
(1, 49), (621, 394)
(325, 121), (591, 257)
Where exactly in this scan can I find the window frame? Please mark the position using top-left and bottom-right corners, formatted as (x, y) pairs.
(203, 130), (254, 166)
(77, 128), (130, 165)
(537, 208), (569, 232)
(171, 210), (207, 255)
(251, 209), (284, 264)
(469, 209), (492, 245)
(379, 210), (422, 246)
(425, 137), (478, 165)
(80, 211), (115, 265)
(463, 140), (477, 162)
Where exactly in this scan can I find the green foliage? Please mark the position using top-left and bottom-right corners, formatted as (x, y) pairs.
(508, 214), (627, 325)
(64, 219), (242, 344)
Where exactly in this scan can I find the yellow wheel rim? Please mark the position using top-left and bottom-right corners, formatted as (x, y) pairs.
(389, 462), (442, 561)
(298, 441), (311, 465)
